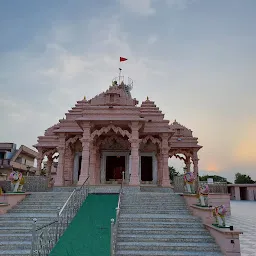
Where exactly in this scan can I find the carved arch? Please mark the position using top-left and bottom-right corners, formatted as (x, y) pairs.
(140, 135), (162, 147)
(169, 149), (193, 158)
(43, 148), (58, 158)
(173, 154), (186, 161)
(91, 124), (131, 140)
(66, 135), (82, 147)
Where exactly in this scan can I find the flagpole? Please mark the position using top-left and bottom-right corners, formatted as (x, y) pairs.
(119, 68), (122, 85)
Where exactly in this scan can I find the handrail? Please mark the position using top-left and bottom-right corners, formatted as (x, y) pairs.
(77, 175), (90, 190)
(59, 189), (76, 216)
(31, 175), (90, 256)
(111, 172), (124, 256)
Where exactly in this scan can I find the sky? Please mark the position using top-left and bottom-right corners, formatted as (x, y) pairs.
(0, 0), (255, 182)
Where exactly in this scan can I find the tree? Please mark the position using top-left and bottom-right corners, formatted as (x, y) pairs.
(234, 172), (255, 184)
(169, 166), (180, 181)
(199, 175), (230, 183)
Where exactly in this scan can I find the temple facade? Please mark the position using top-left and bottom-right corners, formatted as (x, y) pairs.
(33, 77), (202, 187)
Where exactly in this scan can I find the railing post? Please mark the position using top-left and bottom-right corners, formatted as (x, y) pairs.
(30, 218), (37, 256)
(110, 218), (115, 256)
(55, 207), (61, 243)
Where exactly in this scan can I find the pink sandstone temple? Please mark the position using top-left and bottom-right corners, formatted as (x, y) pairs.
(33, 76), (202, 187)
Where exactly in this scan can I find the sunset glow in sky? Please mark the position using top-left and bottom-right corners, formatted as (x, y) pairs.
(0, 0), (255, 182)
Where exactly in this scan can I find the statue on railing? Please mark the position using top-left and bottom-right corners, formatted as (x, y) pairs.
(197, 184), (209, 206)
(9, 170), (25, 192)
(184, 168), (195, 193)
(213, 205), (227, 227)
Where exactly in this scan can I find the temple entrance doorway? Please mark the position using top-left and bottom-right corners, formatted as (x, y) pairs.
(106, 156), (125, 182)
(101, 151), (129, 184)
(141, 156), (153, 183)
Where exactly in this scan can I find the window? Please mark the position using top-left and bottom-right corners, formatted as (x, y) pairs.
(110, 94), (115, 102)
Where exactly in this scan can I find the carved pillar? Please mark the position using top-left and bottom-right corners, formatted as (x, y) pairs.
(78, 123), (91, 185)
(192, 150), (199, 191)
(55, 135), (66, 186)
(95, 149), (101, 184)
(161, 133), (171, 187)
(129, 122), (140, 186)
(192, 151), (199, 178)
(64, 146), (74, 185)
(89, 143), (97, 185)
(47, 156), (53, 178)
(185, 156), (191, 172)
(157, 153), (163, 185)
(36, 149), (43, 175)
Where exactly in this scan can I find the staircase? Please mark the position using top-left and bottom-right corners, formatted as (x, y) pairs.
(116, 189), (223, 256)
(0, 191), (71, 256)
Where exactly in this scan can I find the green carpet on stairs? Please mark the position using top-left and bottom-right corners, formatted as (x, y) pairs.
(50, 194), (118, 256)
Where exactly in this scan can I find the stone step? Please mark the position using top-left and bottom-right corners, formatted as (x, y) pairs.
(116, 241), (220, 252)
(120, 206), (188, 210)
(0, 234), (32, 242)
(120, 210), (190, 214)
(118, 227), (210, 236)
(116, 250), (223, 256)
(121, 202), (186, 205)
(12, 205), (61, 210)
(119, 216), (199, 222)
(0, 213), (56, 218)
(117, 234), (214, 243)
(0, 241), (31, 250)
(19, 202), (64, 205)
(0, 250), (30, 256)
(0, 220), (53, 227)
(8, 209), (58, 213)
(118, 222), (204, 228)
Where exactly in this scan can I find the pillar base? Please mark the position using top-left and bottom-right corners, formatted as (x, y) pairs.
(129, 175), (140, 186)
(54, 178), (64, 187)
(161, 179), (171, 187)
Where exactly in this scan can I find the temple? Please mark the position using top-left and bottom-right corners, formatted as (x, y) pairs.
(33, 76), (202, 187)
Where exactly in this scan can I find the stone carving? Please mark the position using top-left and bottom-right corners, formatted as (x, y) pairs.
(140, 142), (157, 152)
(184, 168), (195, 193)
(66, 135), (82, 147)
(197, 184), (209, 206)
(91, 124), (131, 140)
(43, 148), (57, 158)
(98, 136), (130, 150)
(141, 135), (162, 147)
(213, 205), (227, 227)
(170, 149), (193, 158)
(169, 120), (193, 137)
(9, 170), (25, 192)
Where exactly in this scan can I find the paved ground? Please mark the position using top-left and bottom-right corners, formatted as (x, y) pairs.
(227, 201), (256, 256)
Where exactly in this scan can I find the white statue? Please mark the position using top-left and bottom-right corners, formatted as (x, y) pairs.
(9, 170), (25, 192)
(184, 169), (195, 193)
(198, 184), (209, 206)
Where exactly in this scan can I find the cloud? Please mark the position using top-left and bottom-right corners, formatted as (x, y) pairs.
(165, 0), (199, 9)
(118, 0), (155, 16)
(118, 0), (199, 16)
(0, 15), (167, 148)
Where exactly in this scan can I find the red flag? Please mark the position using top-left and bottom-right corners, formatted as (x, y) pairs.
(120, 57), (128, 62)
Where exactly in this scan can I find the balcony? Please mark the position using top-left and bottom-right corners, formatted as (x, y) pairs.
(0, 159), (11, 168)
(0, 159), (36, 172)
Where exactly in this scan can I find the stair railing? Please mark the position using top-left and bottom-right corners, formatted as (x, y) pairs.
(110, 171), (124, 256)
(30, 176), (90, 256)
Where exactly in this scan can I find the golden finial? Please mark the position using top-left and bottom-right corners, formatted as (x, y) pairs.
(83, 96), (86, 100)
(146, 96), (149, 101)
